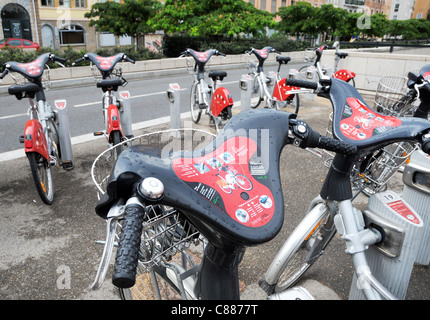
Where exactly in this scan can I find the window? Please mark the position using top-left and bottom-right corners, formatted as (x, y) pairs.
(59, 0), (71, 7)
(75, 0), (86, 8)
(8, 40), (21, 46)
(271, 0), (276, 13)
(41, 0), (54, 6)
(394, 4), (399, 12)
(60, 25), (85, 45)
(417, 13), (423, 19)
(23, 40), (33, 46)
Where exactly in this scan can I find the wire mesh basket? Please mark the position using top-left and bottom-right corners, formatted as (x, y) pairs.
(90, 61), (124, 81)
(352, 141), (418, 194)
(92, 128), (215, 269)
(304, 48), (316, 63)
(373, 76), (409, 116)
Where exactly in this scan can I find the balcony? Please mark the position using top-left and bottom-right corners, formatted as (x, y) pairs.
(345, 0), (365, 6)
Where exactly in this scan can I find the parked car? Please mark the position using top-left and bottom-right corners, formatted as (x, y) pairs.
(0, 38), (40, 51)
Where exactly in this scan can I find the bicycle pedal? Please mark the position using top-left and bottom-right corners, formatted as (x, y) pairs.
(125, 135), (134, 139)
(62, 161), (74, 170)
(19, 135), (25, 143)
(199, 104), (208, 110)
(93, 131), (104, 136)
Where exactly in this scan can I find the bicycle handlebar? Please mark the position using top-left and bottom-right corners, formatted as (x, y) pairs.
(112, 198), (145, 289)
(289, 118), (358, 156)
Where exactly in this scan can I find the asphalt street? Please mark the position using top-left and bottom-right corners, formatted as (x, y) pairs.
(0, 64), (429, 301)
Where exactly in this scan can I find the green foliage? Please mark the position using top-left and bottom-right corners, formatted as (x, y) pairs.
(277, 2), (319, 37)
(162, 34), (309, 57)
(0, 45), (163, 67)
(85, 0), (161, 41)
(148, 0), (275, 37)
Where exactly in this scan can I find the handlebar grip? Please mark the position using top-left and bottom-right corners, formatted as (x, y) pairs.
(316, 135), (358, 156)
(112, 201), (145, 289)
(0, 68), (9, 79)
(285, 78), (319, 90)
(54, 56), (67, 63)
(72, 57), (85, 66)
(124, 55), (135, 64)
(217, 51), (226, 57)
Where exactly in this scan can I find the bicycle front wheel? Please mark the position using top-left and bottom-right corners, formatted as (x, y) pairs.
(27, 152), (54, 205)
(250, 76), (262, 108)
(190, 82), (202, 123)
(111, 130), (123, 158)
(262, 202), (333, 293)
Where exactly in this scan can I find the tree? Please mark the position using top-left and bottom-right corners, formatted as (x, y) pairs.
(85, 0), (161, 47)
(277, 2), (318, 39)
(147, 0), (275, 37)
(315, 4), (348, 41)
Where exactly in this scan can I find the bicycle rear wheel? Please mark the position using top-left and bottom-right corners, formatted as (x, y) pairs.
(27, 152), (54, 205)
(261, 202), (333, 293)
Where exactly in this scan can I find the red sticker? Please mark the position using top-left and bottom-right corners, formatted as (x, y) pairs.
(18, 59), (42, 76)
(340, 97), (401, 140)
(387, 200), (420, 225)
(95, 56), (116, 70)
(172, 137), (274, 227)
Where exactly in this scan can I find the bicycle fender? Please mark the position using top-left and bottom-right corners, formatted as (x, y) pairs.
(107, 104), (122, 138)
(211, 87), (233, 117)
(333, 69), (356, 82)
(272, 78), (298, 101)
(23, 119), (50, 161)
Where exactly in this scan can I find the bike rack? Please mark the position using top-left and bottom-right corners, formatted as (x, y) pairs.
(54, 100), (74, 169)
(239, 74), (253, 112)
(167, 83), (181, 131)
(402, 150), (430, 265)
(118, 91), (133, 139)
(350, 190), (423, 299)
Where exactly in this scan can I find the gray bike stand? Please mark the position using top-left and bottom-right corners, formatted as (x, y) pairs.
(350, 190), (423, 299)
(402, 149), (430, 265)
(167, 83), (181, 130)
(54, 100), (74, 169)
(119, 91), (133, 138)
(239, 74), (253, 112)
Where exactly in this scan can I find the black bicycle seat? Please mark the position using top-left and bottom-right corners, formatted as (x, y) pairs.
(336, 52), (348, 59)
(8, 82), (41, 95)
(96, 78), (122, 91)
(329, 78), (430, 152)
(209, 70), (227, 81)
(96, 109), (293, 247)
(276, 56), (291, 64)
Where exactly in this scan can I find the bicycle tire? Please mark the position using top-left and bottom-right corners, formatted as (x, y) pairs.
(250, 76), (262, 108)
(262, 203), (333, 293)
(111, 130), (122, 158)
(190, 82), (202, 123)
(27, 152), (54, 205)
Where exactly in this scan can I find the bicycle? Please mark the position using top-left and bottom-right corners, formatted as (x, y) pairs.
(73, 52), (135, 157)
(299, 44), (356, 87)
(0, 53), (74, 205)
(181, 48), (233, 133)
(90, 76), (430, 300)
(246, 47), (301, 112)
(259, 76), (430, 300)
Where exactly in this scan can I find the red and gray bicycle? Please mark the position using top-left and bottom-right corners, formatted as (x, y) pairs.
(0, 53), (74, 204)
(73, 52), (135, 157)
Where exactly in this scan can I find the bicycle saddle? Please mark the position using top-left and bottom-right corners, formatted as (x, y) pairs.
(8, 82), (41, 95)
(96, 109), (293, 247)
(96, 79), (122, 91)
(336, 52), (348, 59)
(209, 70), (227, 82)
(328, 78), (430, 152)
(276, 56), (291, 64)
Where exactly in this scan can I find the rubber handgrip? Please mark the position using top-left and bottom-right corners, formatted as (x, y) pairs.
(112, 203), (145, 288)
(318, 135), (357, 156)
(285, 78), (318, 90)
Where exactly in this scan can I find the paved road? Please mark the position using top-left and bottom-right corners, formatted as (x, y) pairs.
(0, 65), (429, 301)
